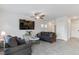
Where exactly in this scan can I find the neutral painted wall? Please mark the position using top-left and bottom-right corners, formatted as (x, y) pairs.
(47, 20), (55, 32)
(71, 19), (79, 38)
(1, 11), (71, 41)
(42, 20), (55, 32)
(0, 12), (45, 38)
(0, 11), (55, 38)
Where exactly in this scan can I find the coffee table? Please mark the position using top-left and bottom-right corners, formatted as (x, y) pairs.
(28, 37), (40, 44)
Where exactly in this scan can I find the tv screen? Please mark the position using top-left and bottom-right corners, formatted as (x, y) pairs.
(19, 19), (35, 30)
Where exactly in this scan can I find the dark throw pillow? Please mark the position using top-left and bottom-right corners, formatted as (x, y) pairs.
(16, 38), (26, 45)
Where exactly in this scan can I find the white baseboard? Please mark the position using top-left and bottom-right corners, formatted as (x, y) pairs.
(56, 39), (68, 42)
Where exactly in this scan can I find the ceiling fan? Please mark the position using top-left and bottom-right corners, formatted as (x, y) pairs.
(31, 11), (46, 20)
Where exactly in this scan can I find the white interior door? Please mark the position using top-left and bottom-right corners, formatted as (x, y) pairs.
(56, 16), (70, 41)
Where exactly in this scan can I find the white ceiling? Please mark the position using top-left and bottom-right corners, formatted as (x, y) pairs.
(1, 4), (79, 18)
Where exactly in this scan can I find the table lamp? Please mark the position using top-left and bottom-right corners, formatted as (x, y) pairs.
(0, 31), (6, 42)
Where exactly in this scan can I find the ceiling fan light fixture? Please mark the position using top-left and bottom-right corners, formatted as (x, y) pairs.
(32, 11), (46, 20)
(35, 16), (40, 19)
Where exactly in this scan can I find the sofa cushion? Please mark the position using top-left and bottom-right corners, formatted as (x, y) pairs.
(40, 36), (50, 40)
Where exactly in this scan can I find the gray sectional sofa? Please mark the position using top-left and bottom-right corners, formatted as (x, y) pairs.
(4, 35), (32, 55)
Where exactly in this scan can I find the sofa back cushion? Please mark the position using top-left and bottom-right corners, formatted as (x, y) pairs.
(37, 32), (56, 38)
(5, 35), (12, 43)
(41, 32), (53, 36)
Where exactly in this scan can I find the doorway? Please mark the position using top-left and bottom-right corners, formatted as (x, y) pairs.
(70, 18), (79, 39)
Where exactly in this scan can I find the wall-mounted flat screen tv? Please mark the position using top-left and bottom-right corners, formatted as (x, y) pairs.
(19, 19), (35, 30)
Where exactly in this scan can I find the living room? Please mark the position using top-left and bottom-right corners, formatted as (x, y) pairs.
(0, 4), (79, 55)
